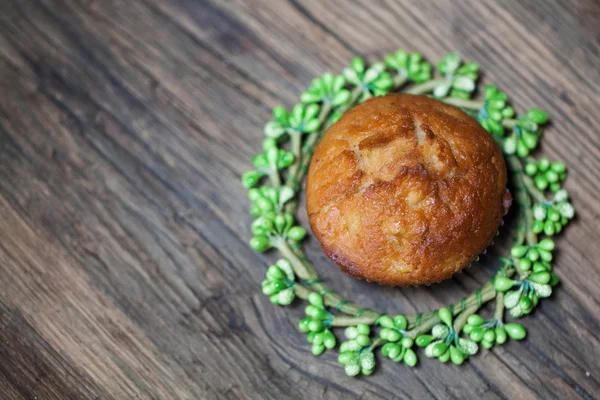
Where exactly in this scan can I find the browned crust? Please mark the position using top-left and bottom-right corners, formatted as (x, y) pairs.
(306, 94), (511, 286)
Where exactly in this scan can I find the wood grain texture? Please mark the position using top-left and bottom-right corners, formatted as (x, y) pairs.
(0, 0), (599, 399)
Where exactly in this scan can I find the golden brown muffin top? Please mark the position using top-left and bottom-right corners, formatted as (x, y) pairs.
(306, 94), (511, 286)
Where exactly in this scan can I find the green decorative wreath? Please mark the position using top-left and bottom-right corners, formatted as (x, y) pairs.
(242, 51), (575, 375)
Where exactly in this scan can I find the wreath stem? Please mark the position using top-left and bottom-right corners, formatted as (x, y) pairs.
(507, 154), (538, 245)
(267, 168), (281, 188)
(442, 98), (484, 110)
(287, 131), (303, 186)
(407, 78), (447, 95)
(493, 292), (505, 321)
(393, 75), (408, 89)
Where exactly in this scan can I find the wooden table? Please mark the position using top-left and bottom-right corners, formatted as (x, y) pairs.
(1, 1), (599, 399)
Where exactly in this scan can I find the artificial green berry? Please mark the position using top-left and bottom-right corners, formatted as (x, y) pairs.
(518, 258), (532, 272)
(438, 349), (451, 363)
(251, 217), (273, 236)
(273, 288), (294, 305)
(378, 315), (394, 329)
(527, 108), (549, 124)
(516, 139), (530, 158)
(457, 338), (478, 359)
(343, 60), (393, 100)
(299, 318), (310, 332)
(301, 72), (350, 106)
(308, 292), (324, 307)
(338, 326), (379, 374)
(394, 315), (408, 330)
(288, 104), (321, 133)
(403, 348), (418, 367)
(538, 238), (555, 251)
(381, 343), (392, 357)
(469, 327), (485, 342)
(521, 130), (538, 150)
(479, 86), (514, 135)
(450, 346), (465, 365)
(506, 108), (549, 158)
(510, 245), (528, 258)
(525, 162), (538, 176)
(249, 204), (261, 217)
(530, 271), (551, 284)
(360, 351), (376, 370)
(416, 335), (433, 347)
(494, 276), (515, 292)
(286, 226), (306, 241)
(504, 134), (517, 154)
(309, 309), (329, 325)
(312, 332), (323, 345)
(532, 220), (544, 234)
(356, 334), (371, 347)
(357, 323), (370, 335)
(309, 320), (324, 332)
(527, 248), (540, 262)
(432, 324), (450, 339)
(464, 318), (519, 349)
(250, 236), (271, 252)
(312, 344), (325, 356)
(547, 208), (560, 222)
(504, 290), (520, 308)
(345, 326), (358, 340)
(532, 198), (572, 237)
(256, 197), (274, 212)
(504, 323), (526, 340)
(387, 329), (401, 342)
(434, 53), (479, 99)
(362, 368), (374, 376)
(467, 314), (485, 326)
(530, 282), (552, 298)
(344, 363), (360, 377)
(266, 265), (285, 280)
(386, 343), (401, 359)
(432, 342), (449, 358)
(401, 337), (414, 348)
(385, 50), (432, 83)
(271, 106), (287, 123)
(532, 261), (551, 273)
(495, 326), (507, 344)
(241, 170), (263, 188)
(483, 330), (496, 343)
(438, 308), (453, 327)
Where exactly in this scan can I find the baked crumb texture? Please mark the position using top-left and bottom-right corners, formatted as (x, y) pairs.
(306, 94), (511, 285)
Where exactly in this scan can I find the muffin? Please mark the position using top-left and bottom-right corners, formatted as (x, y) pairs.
(306, 94), (511, 286)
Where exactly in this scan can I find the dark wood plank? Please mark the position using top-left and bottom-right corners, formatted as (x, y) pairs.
(0, 0), (599, 398)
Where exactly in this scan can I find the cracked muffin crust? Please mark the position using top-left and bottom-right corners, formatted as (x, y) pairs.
(306, 94), (512, 286)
